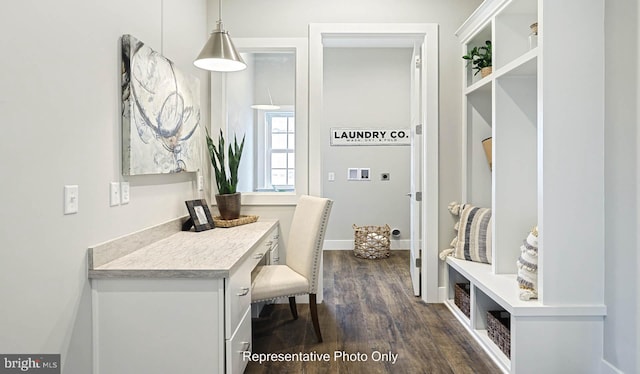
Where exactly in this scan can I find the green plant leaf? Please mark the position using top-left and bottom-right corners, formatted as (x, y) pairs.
(462, 40), (492, 72)
(205, 128), (245, 195)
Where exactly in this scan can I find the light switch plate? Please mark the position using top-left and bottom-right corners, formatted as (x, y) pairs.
(64, 185), (79, 214)
(110, 182), (120, 206)
(197, 174), (204, 191)
(121, 182), (130, 204)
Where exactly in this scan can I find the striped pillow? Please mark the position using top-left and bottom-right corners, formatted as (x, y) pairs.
(517, 227), (538, 300)
(454, 204), (492, 264)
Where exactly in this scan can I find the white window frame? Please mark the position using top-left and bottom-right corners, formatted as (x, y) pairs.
(265, 111), (295, 189)
(210, 38), (308, 205)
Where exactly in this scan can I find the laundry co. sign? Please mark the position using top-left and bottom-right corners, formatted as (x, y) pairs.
(330, 128), (411, 146)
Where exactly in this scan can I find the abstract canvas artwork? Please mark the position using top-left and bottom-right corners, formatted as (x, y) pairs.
(121, 34), (201, 175)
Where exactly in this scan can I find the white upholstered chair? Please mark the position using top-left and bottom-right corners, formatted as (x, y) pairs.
(251, 195), (333, 342)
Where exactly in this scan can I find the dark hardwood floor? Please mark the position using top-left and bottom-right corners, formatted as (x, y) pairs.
(246, 250), (500, 374)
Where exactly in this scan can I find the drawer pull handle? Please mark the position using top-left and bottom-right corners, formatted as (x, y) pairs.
(241, 341), (251, 352)
(253, 253), (264, 259)
(273, 257), (280, 261)
(265, 240), (273, 246)
(236, 287), (250, 296)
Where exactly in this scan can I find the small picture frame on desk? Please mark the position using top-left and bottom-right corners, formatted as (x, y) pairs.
(184, 199), (214, 232)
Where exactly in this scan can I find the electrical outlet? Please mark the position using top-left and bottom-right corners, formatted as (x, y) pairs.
(121, 182), (130, 204)
(110, 182), (120, 206)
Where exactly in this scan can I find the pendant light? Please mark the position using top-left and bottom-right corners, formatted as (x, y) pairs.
(193, 0), (246, 72)
(251, 89), (280, 110)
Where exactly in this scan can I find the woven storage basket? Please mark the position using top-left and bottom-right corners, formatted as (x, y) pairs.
(353, 224), (391, 259)
(454, 283), (471, 318)
(487, 310), (511, 358)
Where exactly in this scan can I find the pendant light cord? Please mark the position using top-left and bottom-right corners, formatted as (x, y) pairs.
(268, 89), (275, 106)
(216, 0), (223, 31)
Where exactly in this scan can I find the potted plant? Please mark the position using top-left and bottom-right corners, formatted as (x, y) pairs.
(206, 128), (245, 220)
(462, 40), (492, 78)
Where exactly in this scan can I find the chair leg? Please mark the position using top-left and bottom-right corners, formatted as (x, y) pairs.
(309, 294), (323, 343)
(288, 296), (298, 320)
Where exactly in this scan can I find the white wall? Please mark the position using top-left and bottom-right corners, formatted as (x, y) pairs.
(603, 0), (639, 372)
(210, 0), (482, 254)
(322, 47), (412, 245)
(0, 0), (209, 372)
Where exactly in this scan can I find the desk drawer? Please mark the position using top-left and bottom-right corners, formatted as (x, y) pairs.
(270, 244), (280, 264)
(266, 227), (279, 251)
(226, 306), (251, 374)
(225, 260), (252, 338)
(225, 225), (277, 338)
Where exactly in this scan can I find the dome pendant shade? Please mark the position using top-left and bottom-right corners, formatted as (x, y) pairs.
(194, 22), (246, 72)
(250, 103), (280, 110)
(251, 88), (280, 110)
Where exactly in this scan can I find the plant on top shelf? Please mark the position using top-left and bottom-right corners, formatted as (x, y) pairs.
(205, 128), (245, 220)
(462, 40), (492, 78)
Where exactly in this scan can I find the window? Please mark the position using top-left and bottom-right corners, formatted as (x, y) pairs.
(266, 112), (295, 190)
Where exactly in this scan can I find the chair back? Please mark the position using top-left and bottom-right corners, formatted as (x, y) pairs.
(286, 195), (333, 293)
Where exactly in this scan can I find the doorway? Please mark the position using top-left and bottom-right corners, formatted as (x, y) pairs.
(309, 24), (439, 303)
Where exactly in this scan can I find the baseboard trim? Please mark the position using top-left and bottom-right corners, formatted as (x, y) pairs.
(323, 239), (410, 250)
(601, 359), (624, 374)
(438, 286), (447, 303)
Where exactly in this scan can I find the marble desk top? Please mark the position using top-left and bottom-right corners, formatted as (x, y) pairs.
(88, 219), (278, 279)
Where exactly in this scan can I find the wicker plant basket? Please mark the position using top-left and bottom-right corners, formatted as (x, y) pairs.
(480, 66), (493, 78)
(487, 310), (511, 358)
(353, 224), (391, 259)
(482, 137), (492, 171)
(454, 283), (471, 318)
(213, 215), (258, 228)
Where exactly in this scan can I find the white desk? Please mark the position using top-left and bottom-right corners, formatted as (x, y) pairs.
(88, 219), (279, 374)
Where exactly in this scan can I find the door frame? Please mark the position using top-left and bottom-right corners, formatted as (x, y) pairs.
(309, 23), (439, 303)
(410, 42), (423, 297)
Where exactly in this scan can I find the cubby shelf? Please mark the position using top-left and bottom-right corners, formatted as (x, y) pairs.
(464, 73), (492, 95)
(476, 329), (510, 371)
(494, 48), (537, 79)
(443, 299), (469, 324)
(453, 0), (606, 372)
(465, 48), (538, 96)
(446, 257), (605, 317)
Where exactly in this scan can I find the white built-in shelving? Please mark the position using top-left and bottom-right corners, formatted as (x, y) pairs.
(449, 0), (606, 373)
